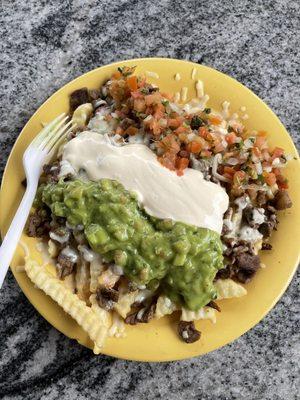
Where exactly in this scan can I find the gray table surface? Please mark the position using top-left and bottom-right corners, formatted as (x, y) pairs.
(0, 1), (299, 399)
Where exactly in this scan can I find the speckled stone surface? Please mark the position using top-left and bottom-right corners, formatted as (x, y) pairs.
(0, 1), (299, 399)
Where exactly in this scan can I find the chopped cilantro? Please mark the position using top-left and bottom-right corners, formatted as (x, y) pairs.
(204, 108), (211, 114)
(191, 115), (205, 130)
(257, 174), (265, 183)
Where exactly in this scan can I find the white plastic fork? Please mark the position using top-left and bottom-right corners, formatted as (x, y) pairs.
(0, 113), (75, 288)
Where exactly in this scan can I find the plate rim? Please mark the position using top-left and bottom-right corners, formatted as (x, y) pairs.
(1, 57), (299, 362)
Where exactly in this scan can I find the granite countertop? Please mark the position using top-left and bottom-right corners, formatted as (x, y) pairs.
(0, 1), (299, 399)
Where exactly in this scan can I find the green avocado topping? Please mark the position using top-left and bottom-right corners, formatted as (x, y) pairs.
(38, 179), (224, 310)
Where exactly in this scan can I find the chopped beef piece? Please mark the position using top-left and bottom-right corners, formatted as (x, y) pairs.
(236, 253), (260, 272)
(223, 246), (233, 257)
(27, 209), (51, 238)
(69, 88), (90, 112)
(235, 252), (260, 283)
(125, 298), (157, 325)
(262, 243), (272, 250)
(216, 266), (232, 279)
(273, 190), (292, 210)
(233, 245), (249, 255)
(207, 301), (221, 312)
(256, 191), (267, 207)
(96, 287), (119, 311)
(89, 89), (101, 101)
(266, 205), (277, 214)
(178, 321), (201, 344)
(43, 163), (60, 183)
(49, 226), (70, 244)
(236, 269), (255, 283)
(119, 118), (136, 130)
(56, 253), (75, 279)
(190, 115), (205, 130)
(259, 213), (277, 238)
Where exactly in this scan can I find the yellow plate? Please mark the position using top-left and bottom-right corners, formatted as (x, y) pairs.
(1, 58), (299, 362)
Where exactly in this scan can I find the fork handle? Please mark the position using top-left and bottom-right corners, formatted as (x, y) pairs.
(0, 182), (38, 288)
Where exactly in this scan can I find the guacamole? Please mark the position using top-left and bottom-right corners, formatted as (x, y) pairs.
(39, 179), (224, 310)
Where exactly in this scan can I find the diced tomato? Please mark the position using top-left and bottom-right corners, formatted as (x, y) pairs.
(198, 126), (208, 138)
(223, 166), (236, 176)
(126, 75), (138, 91)
(145, 92), (161, 105)
(214, 142), (225, 153)
(131, 90), (143, 99)
(168, 118), (182, 128)
(263, 172), (276, 186)
(201, 150), (212, 158)
(161, 92), (173, 100)
(276, 174), (289, 189)
(257, 130), (267, 137)
(209, 115), (222, 125)
(174, 126), (188, 135)
(254, 136), (266, 149)
(112, 71), (122, 80)
(160, 134), (180, 154)
(133, 98), (146, 112)
(150, 119), (161, 135)
(271, 147), (284, 159)
(124, 126), (139, 136)
(225, 132), (237, 145)
(272, 168), (281, 176)
(188, 141), (202, 153)
(252, 146), (261, 158)
(176, 157), (189, 170)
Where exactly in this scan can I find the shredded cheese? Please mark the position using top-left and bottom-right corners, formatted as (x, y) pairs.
(181, 86), (188, 102)
(174, 73), (181, 81)
(195, 80), (204, 98)
(174, 92), (180, 103)
(191, 68), (197, 80)
(146, 71), (159, 79)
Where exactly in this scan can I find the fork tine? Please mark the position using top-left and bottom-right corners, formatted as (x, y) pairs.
(32, 113), (67, 147)
(47, 125), (76, 155)
(42, 120), (73, 152)
(37, 116), (70, 150)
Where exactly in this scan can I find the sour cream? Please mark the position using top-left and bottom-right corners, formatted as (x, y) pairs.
(61, 131), (229, 234)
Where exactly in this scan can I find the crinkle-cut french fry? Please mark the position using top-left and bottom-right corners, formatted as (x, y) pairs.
(25, 259), (108, 352)
(47, 239), (58, 258)
(155, 295), (177, 319)
(181, 306), (216, 323)
(90, 294), (112, 328)
(114, 291), (138, 318)
(215, 278), (247, 299)
(90, 257), (105, 293)
(108, 312), (126, 338)
(75, 258), (91, 303)
(63, 273), (76, 293)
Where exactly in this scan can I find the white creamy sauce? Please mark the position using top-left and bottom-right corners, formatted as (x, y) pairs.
(61, 131), (229, 233)
(238, 227), (263, 243)
(61, 246), (79, 263)
(49, 231), (70, 244)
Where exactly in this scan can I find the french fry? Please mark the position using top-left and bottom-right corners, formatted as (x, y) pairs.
(75, 258), (91, 302)
(25, 259), (108, 353)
